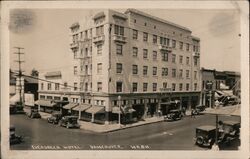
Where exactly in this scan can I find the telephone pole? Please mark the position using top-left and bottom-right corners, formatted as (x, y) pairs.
(14, 47), (25, 108)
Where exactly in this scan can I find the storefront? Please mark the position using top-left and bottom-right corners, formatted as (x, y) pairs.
(85, 106), (105, 124)
(72, 104), (91, 121)
(35, 99), (56, 113)
(63, 103), (78, 115)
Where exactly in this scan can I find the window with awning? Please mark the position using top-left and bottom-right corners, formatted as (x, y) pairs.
(63, 103), (78, 110)
(85, 106), (105, 114)
(72, 104), (91, 112)
(34, 99), (56, 107)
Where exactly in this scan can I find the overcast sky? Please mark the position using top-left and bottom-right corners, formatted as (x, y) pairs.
(9, 8), (241, 75)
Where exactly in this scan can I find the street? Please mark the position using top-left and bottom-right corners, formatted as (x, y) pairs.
(10, 114), (240, 150)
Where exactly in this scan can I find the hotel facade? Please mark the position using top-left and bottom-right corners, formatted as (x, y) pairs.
(38, 9), (201, 124)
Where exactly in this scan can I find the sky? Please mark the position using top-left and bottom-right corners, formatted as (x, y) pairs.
(9, 8), (241, 75)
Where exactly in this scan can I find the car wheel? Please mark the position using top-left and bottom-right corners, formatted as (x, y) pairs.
(196, 136), (204, 146)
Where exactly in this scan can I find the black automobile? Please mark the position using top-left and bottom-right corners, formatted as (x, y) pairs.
(193, 105), (206, 115)
(194, 125), (216, 148)
(47, 112), (63, 124)
(26, 109), (41, 118)
(218, 120), (240, 144)
(164, 109), (183, 121)
(59, 116), (80, 129)
(10, 126), (23, 145)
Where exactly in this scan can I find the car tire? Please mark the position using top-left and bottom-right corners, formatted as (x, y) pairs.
(196, 136), (204, 145)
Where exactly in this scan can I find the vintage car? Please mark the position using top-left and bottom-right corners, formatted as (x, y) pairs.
(26, 109), (41, 119)
(10, 126), (23, 145)
(218, 120), (240, 144)
(164, 109), (183, 121)
(59, 116), (80, 129)
(47, 111), (63, 124)
(193, 105), (206, 115)
(194, 125), (216, 148)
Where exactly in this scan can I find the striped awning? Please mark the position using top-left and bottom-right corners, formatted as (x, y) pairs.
(85, 106), (105, 114)
(35, 100), (56, 107)
(63, 103), (78, 110)
(72, 104), (91, 111)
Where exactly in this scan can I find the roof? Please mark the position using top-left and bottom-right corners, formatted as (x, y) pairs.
(125, 9), (191, 32)
(45, 71), (62, 77)
(197, 125), (216, 131)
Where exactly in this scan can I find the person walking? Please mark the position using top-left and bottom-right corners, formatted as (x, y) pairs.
(191, 108), (196, 118)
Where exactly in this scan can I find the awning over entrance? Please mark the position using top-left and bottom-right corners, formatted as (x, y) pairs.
(112, 106), (136, 114)
(63, 103), (78, 110)
(35, 99), (56, 107)
(85, 106), (105, 114)
(73, 104), (91, 111)
(203, 105), (240, 117)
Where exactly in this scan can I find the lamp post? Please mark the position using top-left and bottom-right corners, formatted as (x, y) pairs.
(118, 95), (121, 127)
(207, 82), (213, 108)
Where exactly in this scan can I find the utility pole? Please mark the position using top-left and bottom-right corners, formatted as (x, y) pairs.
(14, 47), (25, 109)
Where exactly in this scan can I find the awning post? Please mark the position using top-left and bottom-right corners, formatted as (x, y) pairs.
(78, 110), (81, 120)
(91, 113), (94, 122)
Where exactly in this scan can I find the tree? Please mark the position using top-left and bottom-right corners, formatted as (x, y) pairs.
(31, 68), (39, 77)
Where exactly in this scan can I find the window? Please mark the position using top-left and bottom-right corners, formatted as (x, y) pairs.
(161, 51), (168, 61)
(143, 83), (148, 92)
(97, 82), (102, 92)
(80, 82), (84, 91)
(73, 50), (77, 59)
(47, 83), (52, 90)
(64, 82), (68, 88)
(143, 49), (148, 59)
(162, 67), (168, 76)
(116, 82), (122, 92)
(186, 70), (190, 78)
(116, 44), (123, 55)
(153, 35), (157, 44)
(172, 69), (176, 78)
(132, 83), (138, 92)
(47, 96), (53, 100)
(193, 45), (196, 52)
(96, 25), (104, 36)
(153, 51), (157, 60)
(55, 83), (60, 90)
(74, 66), (77, 75)
(186, 43), (190, 51)
(97, 63), (102, 74)
(114, 25), (124, 36)
(172, 40), (176, 48)
(74, 82), (77, 91)
(172, 83), (176, 91)
(153, 83), (157, 91)
(166, 38), (170, 46)
(116, 63), (122, 74)
(194, 83), (197, 91)
(133, 47), (138, 57)
(97, 44), (102, 55)
(179, 83), (183, 91)
(160, 37), (163, 45)
(40, 95), (45, 99)
(194, 71), (197, 79)
(41, 83), (44, 90)
(144, 22), (147, 26)
(85, 65), (88, 75)
(143, 32), (148, 42)
(172, 54), (176, 63)
(179, 41), (183, 50)
(134, 19), (136, 23)
(85, 82), (88, 91)
(179, 69), (183, 78)
(163, 82), (168, 88)
(153, 67), (157, 76)
(179, 55), (183, 64)
(194, 58), (198, 66)
(143, 66), (148, 76)
(186, 57), (190, 65)
(133, 29), (138, 39)
(85, 48), (88, 57)
(163, 38), (167, 45)
(132, 65), (138, 74)
(186, 83), (190, 91)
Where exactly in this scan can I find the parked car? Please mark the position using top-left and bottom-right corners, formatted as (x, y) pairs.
(164, 109), (183, 121)
(193, 105), (206, 115)
(10, 126), (23, 145)
(194, 125), (216, 148)
(218, 120), (240, 144)
(47, 112), (63, 124)
(59, 116), (80, 129)
(26, 109), (41, 118)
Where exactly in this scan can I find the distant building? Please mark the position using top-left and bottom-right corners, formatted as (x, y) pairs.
(38, 9), (201, 124)
(201, 68), (240, 107)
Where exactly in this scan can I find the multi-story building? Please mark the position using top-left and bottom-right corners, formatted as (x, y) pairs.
(38, 9), (201, 124)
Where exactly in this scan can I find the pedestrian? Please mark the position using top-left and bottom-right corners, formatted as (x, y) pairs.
(182, 107), (186, 116)
(191, 108), (196, 118)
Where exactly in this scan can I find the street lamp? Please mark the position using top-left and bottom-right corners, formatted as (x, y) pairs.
(118, 95), (121, 127)
(207, 82), (213, 108)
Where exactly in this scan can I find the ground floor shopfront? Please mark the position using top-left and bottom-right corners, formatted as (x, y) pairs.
(37, 91), (201, 125)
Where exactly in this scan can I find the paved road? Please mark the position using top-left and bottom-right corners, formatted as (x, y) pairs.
(10, 114), (240, 150)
